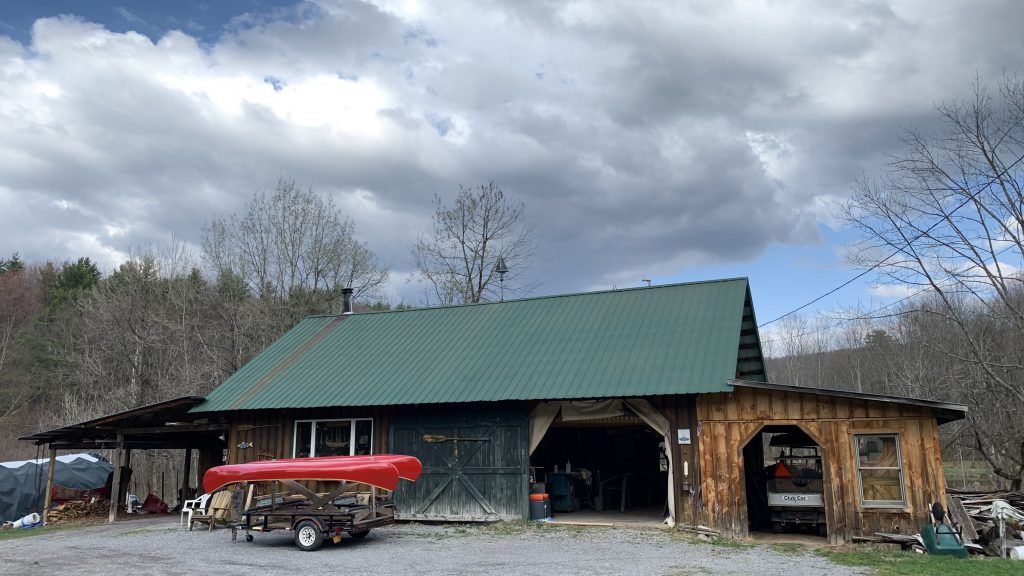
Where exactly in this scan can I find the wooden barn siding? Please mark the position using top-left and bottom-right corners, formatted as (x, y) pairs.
(696, 387), (948, 543)
(225, 406), (395, 465)
(650, 396), (700, 526)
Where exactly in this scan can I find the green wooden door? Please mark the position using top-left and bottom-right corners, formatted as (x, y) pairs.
(390, 406), (528, 521)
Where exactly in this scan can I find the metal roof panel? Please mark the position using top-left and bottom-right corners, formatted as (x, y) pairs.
(194, 278), (755, 412)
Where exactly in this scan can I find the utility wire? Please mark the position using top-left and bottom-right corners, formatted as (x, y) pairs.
(758, 150), (1024, 328)
(758, 241), (1021, 344)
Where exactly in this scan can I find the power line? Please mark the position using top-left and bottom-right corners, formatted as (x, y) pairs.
(758, 150), (1024, 328)
(758, 241), (1021, 344)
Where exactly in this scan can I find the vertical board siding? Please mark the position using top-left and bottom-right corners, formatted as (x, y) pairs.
(695, 389), (951, 543)
(225, 406), (395, 465)
(389, 405), (528, 522)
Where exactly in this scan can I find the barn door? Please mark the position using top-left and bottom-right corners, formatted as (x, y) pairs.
(390, 406), (528, 521)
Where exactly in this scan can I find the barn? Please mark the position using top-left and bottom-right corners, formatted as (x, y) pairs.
(185, 277), (965, 542)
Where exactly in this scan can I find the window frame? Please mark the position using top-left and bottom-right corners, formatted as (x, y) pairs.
(292, 418), (374, 458)
(853, 432), (906, 509)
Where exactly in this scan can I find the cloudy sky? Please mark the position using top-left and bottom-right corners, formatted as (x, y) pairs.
(1, 0), (1022, 323)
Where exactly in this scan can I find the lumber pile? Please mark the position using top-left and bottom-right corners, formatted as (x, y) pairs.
(947, 489), (1024, 557)
(46, 499), (110, 525)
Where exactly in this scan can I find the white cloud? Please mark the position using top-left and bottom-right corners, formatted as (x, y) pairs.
(867, 283), (919, 299)
(0, 1), (1022, 304)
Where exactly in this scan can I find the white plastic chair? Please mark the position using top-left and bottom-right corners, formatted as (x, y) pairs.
(180, 493), (212, 527)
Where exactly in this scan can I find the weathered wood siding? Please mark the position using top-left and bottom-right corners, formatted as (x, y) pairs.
(224, 407), (394, 465)
(696, 387), (948, 543)
(389, 405), (529, 522)
(652, 396), (701, 526)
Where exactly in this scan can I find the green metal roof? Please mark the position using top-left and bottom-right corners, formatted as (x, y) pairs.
(193, 278), (764, 412)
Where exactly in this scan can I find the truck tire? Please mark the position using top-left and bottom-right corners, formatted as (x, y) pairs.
(294, 520), (325, 551)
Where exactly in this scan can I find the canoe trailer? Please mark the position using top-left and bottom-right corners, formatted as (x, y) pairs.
(202, 455), (422, 551)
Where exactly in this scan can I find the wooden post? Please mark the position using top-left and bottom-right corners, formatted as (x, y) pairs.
(181, 448), (192, 503)
(108, 432), (124, 523)
(42, 447), (57, 525)
(123, 448), (132, 509)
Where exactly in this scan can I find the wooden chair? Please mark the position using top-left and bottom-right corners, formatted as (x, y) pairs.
(188, 490), (233, 531)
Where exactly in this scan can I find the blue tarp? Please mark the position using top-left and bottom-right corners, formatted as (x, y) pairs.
(0, 453), (113, 522)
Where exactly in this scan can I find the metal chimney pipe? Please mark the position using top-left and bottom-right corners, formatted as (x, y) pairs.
(341, 287), (353, 315)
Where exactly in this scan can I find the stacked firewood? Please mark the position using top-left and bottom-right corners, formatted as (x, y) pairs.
(46, 499), (110, 524)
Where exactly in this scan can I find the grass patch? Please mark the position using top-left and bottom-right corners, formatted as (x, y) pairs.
(943, 461), (1000, 490)
(667, 530), (752, 549)
(0, 525), (67, 541)
(703, 536), (753, 549)
(820, 546), (1024, 575)
(768, 542), (808, 555)
(478, 519), (590, 536)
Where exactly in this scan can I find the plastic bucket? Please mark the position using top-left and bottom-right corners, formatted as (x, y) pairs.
(1010, 546), (1024, 560)
(12, 513), (41, 529)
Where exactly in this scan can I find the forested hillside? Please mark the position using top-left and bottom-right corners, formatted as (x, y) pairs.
(765, 290), (1023, 490)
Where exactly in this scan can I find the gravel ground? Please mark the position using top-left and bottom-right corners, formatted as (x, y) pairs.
(0, 517), (869, 576)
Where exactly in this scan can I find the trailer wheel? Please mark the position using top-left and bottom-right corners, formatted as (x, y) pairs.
(294, 520), (325, 551)
(350, 529), (371, 539)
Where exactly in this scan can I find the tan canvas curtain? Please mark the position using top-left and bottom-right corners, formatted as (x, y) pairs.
(623, 398), (675, 526)
(528, 402), (561, 455)
(527, 398), (676, 526)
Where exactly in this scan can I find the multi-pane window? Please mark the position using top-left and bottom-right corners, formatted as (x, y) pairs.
(854, 433), (906, 507)
(293, 419), (373, 458)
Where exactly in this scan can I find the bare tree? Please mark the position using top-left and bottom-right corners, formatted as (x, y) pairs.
(412, 182), (536, 305)
(841, 74), (1024, 488)
(203, 178), (390, 308)
(0, 266), (41, 427)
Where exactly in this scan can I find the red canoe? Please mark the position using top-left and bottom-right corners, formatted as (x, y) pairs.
(203, 459), (402, 493)
(243, 455), (422, 482)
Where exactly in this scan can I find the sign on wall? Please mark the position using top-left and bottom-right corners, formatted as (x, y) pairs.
(677, 428), (691, 445)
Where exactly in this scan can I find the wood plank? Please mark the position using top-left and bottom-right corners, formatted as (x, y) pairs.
(801, 393), (819, 420)
(713, 422), (730, 533)
(698, 422), (717, 528)
(817, 395), (835, 420)
(724, 391), (739, 421)
(108, 432), (124, 523)
(737, 388), (757, 421)
(834, 397), (853, 420)
(818, 422), (839, 543)
(755, 389), (771, 420)
(851, 399), (867, 419)
(696, 396), (709, 422)
(867, 401), (884, 419)
(900, 419), (921, 515)
(833, 420), (856, 539)
(711, 393), (726, 421)
(789, 392), (804, 420)
(922, 418), (944, 507)
(947, 495), (980, 542)
(42, 448), (56, 525)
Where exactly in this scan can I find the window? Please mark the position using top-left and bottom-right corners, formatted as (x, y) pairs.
(854, 433), (905, 507)
(293, 419), (373, 458)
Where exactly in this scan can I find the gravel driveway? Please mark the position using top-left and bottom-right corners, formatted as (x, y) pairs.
(0, 517), (868, 576)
